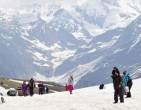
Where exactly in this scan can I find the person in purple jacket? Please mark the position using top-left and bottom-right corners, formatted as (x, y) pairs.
(22, 81), (27, 96)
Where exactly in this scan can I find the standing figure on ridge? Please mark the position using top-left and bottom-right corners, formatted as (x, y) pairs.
(68, 75), (74, 94)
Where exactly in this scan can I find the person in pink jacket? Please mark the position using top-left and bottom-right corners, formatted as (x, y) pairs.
(68, 75), (74, 94)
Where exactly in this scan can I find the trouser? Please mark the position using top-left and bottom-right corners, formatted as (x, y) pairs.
(29, 87), (34, 96)
(114, 85), (124, 102)
(23, 90), (27, 96)
(68, 85), (73, 94)
(46, 88), (49, 93)
(39, 88), (43, 95)
(127, 80), (132, 97)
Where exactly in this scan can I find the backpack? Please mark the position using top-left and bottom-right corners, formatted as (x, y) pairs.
(99, 84), (104, 89)
(127, 75), (132, 81)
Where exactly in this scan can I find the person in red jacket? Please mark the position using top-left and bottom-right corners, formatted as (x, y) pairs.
(65, 84), (68, 91)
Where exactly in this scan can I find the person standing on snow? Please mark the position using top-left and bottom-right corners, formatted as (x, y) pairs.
(68, 75), (74, 94)
(122, 70), (133, 98)
(28, 78), (35, 96)
(22, 81), (27, 96)
(65, 84), (69, 91)
(45, 85), (49, 94)
(111, 70), (124, 103)
(38, 81), (43, 95)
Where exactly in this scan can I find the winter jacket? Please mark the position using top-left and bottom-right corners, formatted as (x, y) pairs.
(29, 79), (35, 88)
(68, 76), (73, 85)
(22, 83), (27, 91)
(111, 74), (122, 86)
(65, 85), (69, 91)
(38, 83), (43, 90)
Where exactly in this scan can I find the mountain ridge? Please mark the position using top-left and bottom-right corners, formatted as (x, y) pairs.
(0, 0), (141, 88)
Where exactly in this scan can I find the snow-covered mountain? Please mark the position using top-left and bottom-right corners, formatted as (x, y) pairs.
(0, 0), (141, 88)
(56, 15), (141, 88)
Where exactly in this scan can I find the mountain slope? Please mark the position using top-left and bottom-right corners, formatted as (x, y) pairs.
(0, 0), (141, 87)
(55, 15), (141, 88)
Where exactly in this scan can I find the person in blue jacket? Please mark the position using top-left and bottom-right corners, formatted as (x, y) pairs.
(122, 70), (133, 98)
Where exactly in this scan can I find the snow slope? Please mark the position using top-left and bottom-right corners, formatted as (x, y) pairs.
(0, 78), (141, 110)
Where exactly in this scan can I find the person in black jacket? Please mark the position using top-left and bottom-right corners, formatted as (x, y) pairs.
(46, 85), (49, 94)
(111, 70), (124, 103)
(28, 78), (35, 96)
(38, 81), (44, 95)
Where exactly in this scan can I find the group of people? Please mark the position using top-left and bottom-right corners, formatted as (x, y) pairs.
(111, 67), (133, 103)
(0, 69), (134, 105)
(21, 75), (74, 96)
(21, 78), (35, 96)
(21, 78), (49, 96)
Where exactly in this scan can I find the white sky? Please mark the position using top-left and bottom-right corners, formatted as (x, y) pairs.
(0, 0), (81, 9)
(0, 0), (49, 8)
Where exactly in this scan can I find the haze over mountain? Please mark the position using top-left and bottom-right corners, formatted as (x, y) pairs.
(0, 0), (141, 88)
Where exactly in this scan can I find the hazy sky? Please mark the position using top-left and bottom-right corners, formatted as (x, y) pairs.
(0, 0), (89, 9)
(0, 0), (49, 8)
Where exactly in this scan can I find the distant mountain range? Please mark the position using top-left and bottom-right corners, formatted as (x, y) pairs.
(0, 0), (141, 88)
